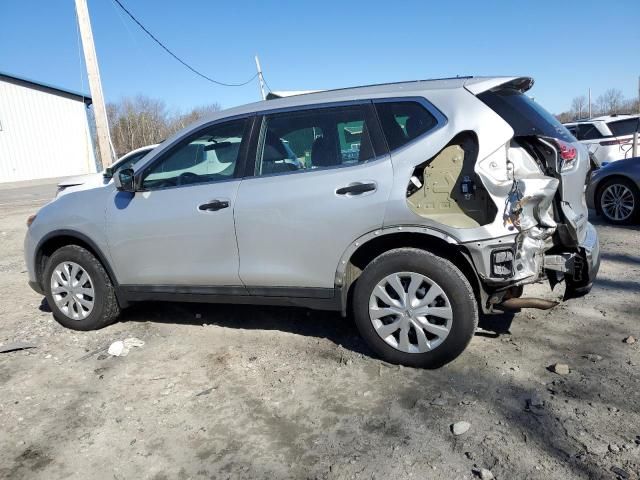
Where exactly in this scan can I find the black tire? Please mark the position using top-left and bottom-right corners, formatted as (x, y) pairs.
(352, 248), (478, 368)
(43, 245), (121, 331)
(597, 177), (639, 225)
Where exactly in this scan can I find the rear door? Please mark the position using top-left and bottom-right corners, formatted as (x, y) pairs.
(234, 102), (392, 292)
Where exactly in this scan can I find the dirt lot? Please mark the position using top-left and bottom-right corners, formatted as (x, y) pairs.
(0, 179), (639, 480)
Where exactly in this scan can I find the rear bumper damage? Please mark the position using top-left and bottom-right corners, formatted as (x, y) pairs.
(463, 173), (600, 312)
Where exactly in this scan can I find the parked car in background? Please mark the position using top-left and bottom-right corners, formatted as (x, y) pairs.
(586, 156), (640, 224)
(56, 144), (159, 195)
(564, 115), (640, 166)
(25, 76), (600, 368)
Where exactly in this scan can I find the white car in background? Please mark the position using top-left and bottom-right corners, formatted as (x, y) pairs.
(564, 115), (640, 166)
(56, 144), (159, 195)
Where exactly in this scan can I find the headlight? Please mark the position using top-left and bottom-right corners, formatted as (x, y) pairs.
(26, 214), (37, 227)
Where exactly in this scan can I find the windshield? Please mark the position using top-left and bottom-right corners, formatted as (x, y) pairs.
(478, 88), (576, 142)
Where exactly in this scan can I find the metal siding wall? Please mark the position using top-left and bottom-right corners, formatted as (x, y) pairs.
(0, 79), (97, 182)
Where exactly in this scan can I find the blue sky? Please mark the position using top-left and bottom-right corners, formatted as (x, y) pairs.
(1, 0), (638, 114)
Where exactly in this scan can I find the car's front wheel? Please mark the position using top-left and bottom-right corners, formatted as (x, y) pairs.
(43, 245), (120, 330)
(352, 248), (478, 368)
(598, 178), (639, 225)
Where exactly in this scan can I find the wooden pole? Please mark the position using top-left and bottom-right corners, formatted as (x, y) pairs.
(255, 55), (266, 100)
(75, 0), (113, 168)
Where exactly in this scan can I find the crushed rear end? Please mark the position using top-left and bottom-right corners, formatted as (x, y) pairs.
(467, 78), (600, 307)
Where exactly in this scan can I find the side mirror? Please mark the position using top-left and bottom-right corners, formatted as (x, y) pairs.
(114, 168), (136, 192)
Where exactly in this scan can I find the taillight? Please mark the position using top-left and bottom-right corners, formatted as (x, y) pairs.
(599, 138), (631, 146)
(552, 139), (578, 172)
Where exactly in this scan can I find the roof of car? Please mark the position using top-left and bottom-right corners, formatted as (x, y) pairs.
(565, 114), (640, 125)
(195, 76), (530, 125)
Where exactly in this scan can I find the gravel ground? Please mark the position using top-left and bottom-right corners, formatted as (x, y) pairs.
(0, 179), (639, 480)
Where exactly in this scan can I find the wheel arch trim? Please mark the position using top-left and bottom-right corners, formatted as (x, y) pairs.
(334, 225), (461, 286)
(333, 226), (478, 315)
(34, 229), (121, 292)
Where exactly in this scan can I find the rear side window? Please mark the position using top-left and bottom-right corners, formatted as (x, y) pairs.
(478, 89), (575, 142)
(607, 118), (640, 137)
(375, 101), (439, 151)
(256, 104), (384, 176)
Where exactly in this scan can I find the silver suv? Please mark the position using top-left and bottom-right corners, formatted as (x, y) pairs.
(24, 76), (600, 368)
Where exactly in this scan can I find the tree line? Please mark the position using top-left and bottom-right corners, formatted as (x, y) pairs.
(103, 95), (221, 157)
(556, 88), (639, 123)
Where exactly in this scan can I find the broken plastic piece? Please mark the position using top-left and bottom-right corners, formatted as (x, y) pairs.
(107, 337), (145, 357)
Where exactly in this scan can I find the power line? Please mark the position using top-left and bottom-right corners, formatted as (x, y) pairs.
(112, 0), (258, 87)
(262, 73), (274, 93)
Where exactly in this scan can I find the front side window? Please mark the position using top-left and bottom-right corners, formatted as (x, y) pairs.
(256, 104), (378, 176)
(143, 119), (247, 189)
(375, 101), (439, 151)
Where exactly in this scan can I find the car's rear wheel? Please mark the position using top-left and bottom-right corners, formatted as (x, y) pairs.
(43, 245), (120, 330)
(598, 178), (639, 225)
(352, 248), (478, 368)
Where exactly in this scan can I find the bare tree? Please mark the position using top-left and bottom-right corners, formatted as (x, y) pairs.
(556, 111), (573, 123)
(570, 95), (587, 120)
(168, 104), (222, 133)
(105, 96), (221, 156)
(598, 88), (624, 115)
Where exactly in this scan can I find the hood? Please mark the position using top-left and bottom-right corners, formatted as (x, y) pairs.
(56, 173), (110, 197)
(57, 173), (104, 188)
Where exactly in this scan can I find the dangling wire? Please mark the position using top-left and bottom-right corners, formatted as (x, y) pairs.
(112, 0), (258, 87)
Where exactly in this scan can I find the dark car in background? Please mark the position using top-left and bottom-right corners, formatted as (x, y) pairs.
(586, 156), (640, 224)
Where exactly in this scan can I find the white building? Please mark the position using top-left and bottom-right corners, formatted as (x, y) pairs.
(0, 71), (97, 183)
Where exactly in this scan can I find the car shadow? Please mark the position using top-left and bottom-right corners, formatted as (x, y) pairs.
(116, 300), (515, 359)
(588, 211), (640, 230)
(38, 297), (51, 313)
(120, 301), (373, 357)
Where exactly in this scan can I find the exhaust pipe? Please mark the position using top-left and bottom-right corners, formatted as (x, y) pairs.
(498, 298), (558, 310)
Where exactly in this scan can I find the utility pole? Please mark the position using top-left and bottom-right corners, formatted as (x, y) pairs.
(588, 88), (592, 119)
(75, 0), (113, 168)
(255, 55), (266, 101)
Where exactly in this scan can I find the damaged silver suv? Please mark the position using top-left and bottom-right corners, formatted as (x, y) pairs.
(24, 76), (600, 368)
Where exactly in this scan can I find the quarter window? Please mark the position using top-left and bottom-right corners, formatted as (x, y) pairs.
(142, 119), (247, 189)
(576, 123), (603, 140)
(256, 104), (380, 176)
(375, 101), (439, 151)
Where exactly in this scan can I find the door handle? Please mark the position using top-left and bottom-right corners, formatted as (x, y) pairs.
(336, 182), (377, 196)
(198, 199), (230, 211)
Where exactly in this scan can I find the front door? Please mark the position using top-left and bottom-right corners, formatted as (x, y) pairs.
(234, 103), (393, 291)
(106, 118), (250, 287)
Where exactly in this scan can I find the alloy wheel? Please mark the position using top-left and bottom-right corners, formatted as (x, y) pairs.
(368, 271), (452, 353)
(601, 183), (635, 222)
